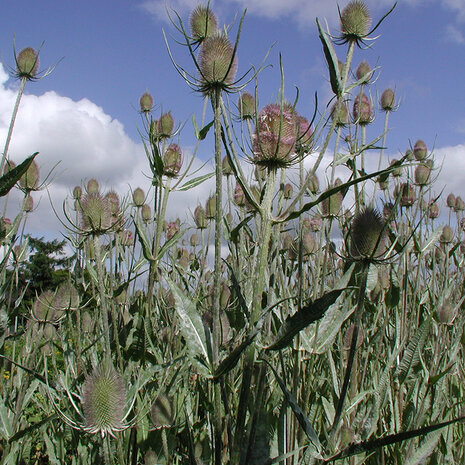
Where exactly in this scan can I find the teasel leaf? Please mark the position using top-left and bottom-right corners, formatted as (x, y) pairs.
(316, 18), (341, 96)
(0, 153), (38, 197)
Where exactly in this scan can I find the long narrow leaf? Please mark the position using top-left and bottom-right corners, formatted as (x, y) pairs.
(0, 153), (38, 197)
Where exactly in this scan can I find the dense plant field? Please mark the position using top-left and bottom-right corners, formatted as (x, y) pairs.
(1, 1), (465, 464)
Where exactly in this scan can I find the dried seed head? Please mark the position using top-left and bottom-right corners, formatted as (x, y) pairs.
(82, 364), (126, 437)
(132, 187), (145, 207)
(238, 91), (255, 120)
(340, 1), (371, 42)
(190, 4), (218, 41)
(413, 139), (427, 161)
(199, 33), (237, 90)
(16, 47), (39, 79)
(139, 91), (153, 113)
(353, 93), (372, 125)
(163, 143), (182, 177)
(252, 103), (297, 167)
(380, 88), (395, 111)
(355, 60), (372, 83)
(350, 207), (386, 261)
(19, 160), (40, 191)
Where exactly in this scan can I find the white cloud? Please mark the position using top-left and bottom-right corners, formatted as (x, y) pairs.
(445, 23), (465, 43)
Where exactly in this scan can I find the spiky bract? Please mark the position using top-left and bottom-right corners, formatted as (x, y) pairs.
(350, 207), (386, 261)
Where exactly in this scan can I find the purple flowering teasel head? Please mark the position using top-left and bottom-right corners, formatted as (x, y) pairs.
(252, 103), (298, 169)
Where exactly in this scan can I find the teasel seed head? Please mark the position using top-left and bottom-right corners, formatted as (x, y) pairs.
(141, 204), (152, 224)
(139, 91), (153, 113)
(440, 225), (454, 244)
(16, 47), (39, 79)
(380, 88), (395, 111)
(199, 33), (237, 91)
(205, 195), (216, 219)
(23, 193), (34, 212)
(414, 163), (431, 186)
(86, 179), (100, 195)
(349, 207), (386, 261)
(321, 178), (343, 218)
(454, 196), (465, 212)
(428, 201), (439, 219)
(283, 183), (293, 199)
(331, 100), (349, 126)
(238, 91), (255, 120)
(194, 205), (208, 229)
(163, 143), (182, 177)
(82, 363), (127, 437)
(132, 187), (145, 207)
(413, 139), (427, 161)
(355, 60), (372, 83)
(32, 290), (64, 323)
(353, 93), (372, 125)
(396, 183), (416, 207)
(53, 281), (80, 311)
(157, 112), (174, 139)
(80, 193), (113, 234)
(340, 1), (371, 43)
(252, 103), (297, 168)
(19, 160), (40, 191)
(190, 4), (218, 41)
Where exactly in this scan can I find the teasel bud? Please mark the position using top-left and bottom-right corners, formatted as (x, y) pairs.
(353, 93), (372, 125)
(283, 183), (293, 199)
(397, 183), (416, 207)
(23, 193), (34, 212)
(163, 143), (182, 177)
(413, 139), (427, 161)
(190, 233), (199, 247)
(380, 88), (395, 111)
(321, 178), (343, 218)
(356, 60), (372, 83)
(340, 1), (371, 42)
(454, 196), (465, 212)
(252, 103), (297, 167)
(119, 229), (134, 247)
(389, 158), (403, 177)
(331, 100), (349, 126)
(238, 91), (255, 120)
(165, 220), (180, 241)
(308, 174), (320, 194)
(19, 159), (40, 191)
(428, 201), (439, 219)
(222, 155), (232, 176)
(199, 33), (237, 90)
(141, 204), (152, 224)
(190, 4), (218, 41)
(349, 207), (386, 261)
(53, 281), (80, 311)
(233, 183), (246, 207)
(302, 232), (317, 255)
(139, 91), (153, 113)
(205, 196), (216, 219)
(16, 47), (39, 79)
(73, 186), (82, 200)
(446, 193), (456, 209)
(414, 163), (431, 186)
(194, 205), (208, 229)
(440, 225), (454, 244)
(157, 112), (174, 139)
(132, 187), (145, 207)
(82, 363), (126, 437)
(80, 193), (113, 233)
(86, 179), (100, 195)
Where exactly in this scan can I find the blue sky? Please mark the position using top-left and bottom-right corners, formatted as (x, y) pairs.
(1, 0), (464, 236)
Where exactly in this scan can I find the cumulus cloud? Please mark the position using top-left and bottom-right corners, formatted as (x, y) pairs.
(445, 23), (465, 43)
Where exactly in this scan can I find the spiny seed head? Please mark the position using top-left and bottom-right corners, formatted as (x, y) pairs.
(86, 179), (100, 194)
(141, 204), (152, 224)
(19, 160), (40, 191)
(205, 195), (216, 219)
(413, 139), (427, 161)
(350, 207), (386, 261)
(283, 183), (293, 199)
(353, 93), (372, 125)
(380, 88), (395, 111)
(233, 183), (246, 207)
(321, 179), (343, 218)
(165, 220), (180, 240)
(428, 201), (439, 219)
(163, 143), (182, 177)
(157, 112), (174, 139)
(80, 193), (113, 233)
(119, 229), (134, 247)
(302, 232), (317, 255)
(396, 183), (416, 207)
(82, 364), (126, 437)
(16, 47), (39, 79)
(252, 103), (297, 168)
(53, 282), (80, 311)
(440, 225), (454, 244)
(340, 1), (371, 42)
(190, 4), (218, 41)
(222, 155), (232, 176)
(73, 185), (82, 200)
(24, 193), (34, 212)
(139, 91), (153, 113)
(331, 100), (349, 126)
(454, 196), (465, 212)
(199, 33), (237, 90)
(356, 60), (372, 83)
(414, 163), (431, 186)
(32, 290), (64, 323)
(194, 205), (208, 229)
(132, 187), (145, 207)
(446, 193), (456, 208)
(238, 91), (255, 120)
